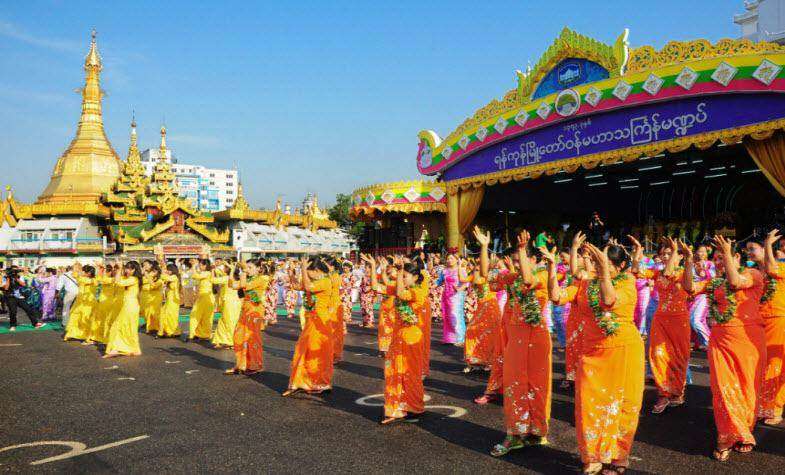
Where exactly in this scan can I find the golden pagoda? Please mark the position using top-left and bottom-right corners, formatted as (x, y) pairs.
(36, 30), (122, 211)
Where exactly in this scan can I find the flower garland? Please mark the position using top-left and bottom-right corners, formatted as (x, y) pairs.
(705, 273), (741, 324)
(508, 277), (542, 325)
(761, 275), (777, 304)
(394, 298), (418, 325)
(475, 280), (490, 300)
(304, 292), (317, 312)
(587, 273), (629, 336)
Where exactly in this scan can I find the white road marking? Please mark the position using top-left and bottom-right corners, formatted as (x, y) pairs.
(164, 360), (181, 364)
(422, 405), (467, 418)
(116, 377), (135, 381)
(0, 435), (149, 465)
(357, 393), (463, 419)
(103, 365), (119, 370)
(185, 370), (199, 374)
(0, 343), (22, 347)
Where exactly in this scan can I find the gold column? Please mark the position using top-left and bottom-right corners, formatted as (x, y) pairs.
(446, 188), (461, 252)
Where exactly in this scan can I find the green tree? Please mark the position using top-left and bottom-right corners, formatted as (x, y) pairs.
(329, 193), (365, 238)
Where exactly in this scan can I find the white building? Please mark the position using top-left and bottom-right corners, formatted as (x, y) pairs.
(1, 217), (110, 267)
(140, 148), (239, 212)
(735, 0), (785, 44)
(230, 222), (356, 257)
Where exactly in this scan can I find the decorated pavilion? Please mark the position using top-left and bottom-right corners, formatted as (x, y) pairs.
(350, 180), (447, 253)
(415, 28), (785, 251)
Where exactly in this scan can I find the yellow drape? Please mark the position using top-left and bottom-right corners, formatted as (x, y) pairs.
(745, 132), (785, 197)
(458, 185), (485, 234)
(446, 186), (484, 252)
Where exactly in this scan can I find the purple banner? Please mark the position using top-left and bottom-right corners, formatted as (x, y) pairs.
(443, 94), (785, 182)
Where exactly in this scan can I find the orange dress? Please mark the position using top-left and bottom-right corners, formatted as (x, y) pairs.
(760, 262), (785, 419)
(464, 276), (502, 367)
(559, 273), (644, 465)
(377, 285), (395, 353)
(383, 284), (427, 418)
(694, 269), (766, 449)
(493, 270), (552, 437)
(288, 277), (335, 391)
(564, 277), (592, 382)
(418, 272), (432, 378)
(646, 269), (691, 399)
(330, 272), (345, 363)
(233, 275), (270, 372)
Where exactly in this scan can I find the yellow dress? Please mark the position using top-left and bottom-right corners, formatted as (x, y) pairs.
(211, 275), (242, 347)
(158, 274), (182, 337)
(105, 276), (141, 356)
(188, 270), (215, 339)
(63, 276), (96, 341)
(141, 276), (164, 333)
(89, 276), (116, 344)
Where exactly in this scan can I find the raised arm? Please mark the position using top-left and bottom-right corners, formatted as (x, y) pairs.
(586, 243), (616, 307)
(360, 254), (386, 294)
(540, 246), (561, 303)
(663, 237), (680, 277)
(680, 240), (696, 293)
(473, 226), (491, 278)
(764, 229), (782, 276)
(570, 231), (586, 277)
(715, 235), (749, 289)
(627, 235), (644, 275)
(395, 259), (407, 300)
(517, 230), (534, 286)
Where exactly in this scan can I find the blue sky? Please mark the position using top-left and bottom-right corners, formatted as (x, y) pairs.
(0, 1), (743, 208)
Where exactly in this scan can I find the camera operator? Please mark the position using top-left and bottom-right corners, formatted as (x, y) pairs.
(1, 266), (44, 331)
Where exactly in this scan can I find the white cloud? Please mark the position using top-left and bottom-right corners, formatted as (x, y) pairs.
(0, 20), (81, 52)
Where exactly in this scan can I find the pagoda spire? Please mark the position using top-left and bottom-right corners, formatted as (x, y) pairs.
(128, 115), (140, 161)
(116, 116), (149, 193)
(37, 29), (122, 206)
(230, 182), (250, 211)
(159, 125), (168, 160)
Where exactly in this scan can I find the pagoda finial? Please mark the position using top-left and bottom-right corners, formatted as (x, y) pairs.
(85, 29), (102, 69)
(130, 115), (137, 147)
(159, 125), (167, 159)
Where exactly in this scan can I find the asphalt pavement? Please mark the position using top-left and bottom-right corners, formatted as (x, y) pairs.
(2, 311), (785, 474)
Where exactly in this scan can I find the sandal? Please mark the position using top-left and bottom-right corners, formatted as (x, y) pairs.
(733, 443), (754, 453)
(523, 436), (548, 447)
(601, 465), (627, 475)
(652, 397), (669, 414)
(223, 368), (240, 375)
(490, 436), (524, 457)
(582, 462), (603, 474)
(668, 397), (685, 407)
(380, 416), (404, 425)
(474, 394), (497, 405)
(763, 416), (783, 426)
(282, 388), (301, 397)
(712, 448), (730, 462)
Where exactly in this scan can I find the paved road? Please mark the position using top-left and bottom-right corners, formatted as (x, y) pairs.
(2, 312), (785, 474)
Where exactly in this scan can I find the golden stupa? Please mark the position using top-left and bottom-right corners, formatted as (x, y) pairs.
(36, 30), (122, 209)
